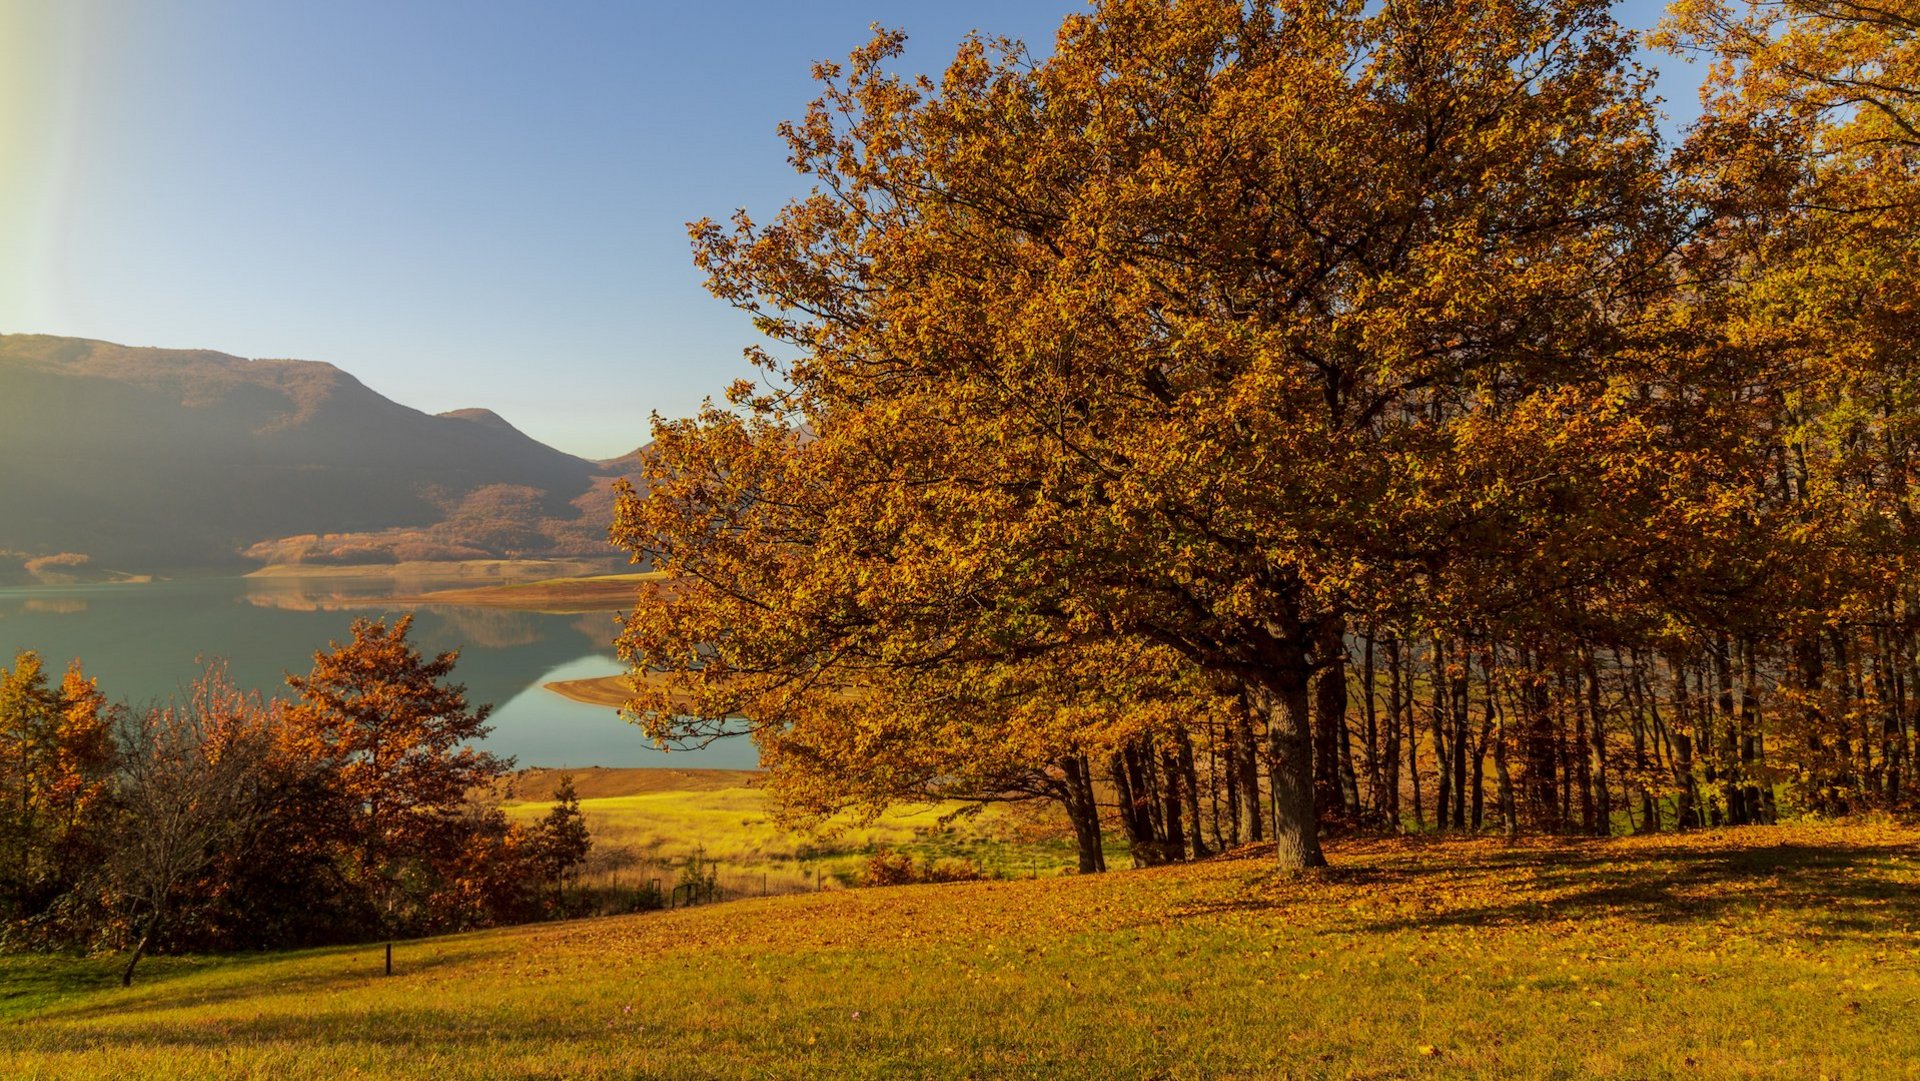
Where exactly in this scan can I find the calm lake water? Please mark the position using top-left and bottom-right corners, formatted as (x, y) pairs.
(0, 576), (758, 770)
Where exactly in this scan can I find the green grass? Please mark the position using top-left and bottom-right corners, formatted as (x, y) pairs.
(6, 823), (1919, 1078)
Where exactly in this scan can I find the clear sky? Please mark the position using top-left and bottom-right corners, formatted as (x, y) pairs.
(1, 1), (1700, 461)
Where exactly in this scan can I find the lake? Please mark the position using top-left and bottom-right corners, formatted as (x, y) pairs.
(0, 575), (759, 769)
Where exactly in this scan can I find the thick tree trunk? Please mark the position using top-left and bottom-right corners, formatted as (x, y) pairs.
(1253, 651), (1325, 870)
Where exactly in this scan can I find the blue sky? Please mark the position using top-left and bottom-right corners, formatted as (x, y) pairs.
(1, 1), (1700, 460)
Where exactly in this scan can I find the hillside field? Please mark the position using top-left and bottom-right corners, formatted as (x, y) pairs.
(5, 823), (1918, 1079)
(498, 768), (1111, 897)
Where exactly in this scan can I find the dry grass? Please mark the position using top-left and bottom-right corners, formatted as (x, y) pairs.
(500, 777), (1091, 897)
(6, 823), (1918, 1078)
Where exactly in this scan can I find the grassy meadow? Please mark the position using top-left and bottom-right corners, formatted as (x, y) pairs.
(5, 822), (1919, 1079)
(499, 767), (1114, 900)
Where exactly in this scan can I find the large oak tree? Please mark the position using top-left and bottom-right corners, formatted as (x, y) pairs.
(618, 0), (1688, 867)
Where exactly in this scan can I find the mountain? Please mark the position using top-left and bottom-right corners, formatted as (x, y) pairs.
(0, 334), (643, 575)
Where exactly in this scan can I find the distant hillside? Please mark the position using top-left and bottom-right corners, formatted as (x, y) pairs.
(0, 334), (648, 576)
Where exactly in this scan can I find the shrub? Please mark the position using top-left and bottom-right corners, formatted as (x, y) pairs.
(862, 849), (919, 887)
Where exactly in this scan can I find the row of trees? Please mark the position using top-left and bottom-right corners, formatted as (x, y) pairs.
(0, 617), (589, 982)
(609, 0), (1920, 869)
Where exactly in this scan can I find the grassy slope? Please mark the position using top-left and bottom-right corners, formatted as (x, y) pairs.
(500, 776), (1101, 893)
(7, 824), (1920, 1079)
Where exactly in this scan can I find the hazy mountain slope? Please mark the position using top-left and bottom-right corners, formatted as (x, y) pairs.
(0, 334), (615, 572)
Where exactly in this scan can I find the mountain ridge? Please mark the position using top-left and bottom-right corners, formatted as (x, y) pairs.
(0, 334), (646, 577)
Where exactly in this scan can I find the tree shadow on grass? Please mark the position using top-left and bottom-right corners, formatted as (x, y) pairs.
(9, 998), (607, 1059)
(15, 940), (498, 1029)
(1175, 835), (1920, 941)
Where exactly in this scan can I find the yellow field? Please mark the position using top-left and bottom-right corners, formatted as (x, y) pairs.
(6, 824), (1919, 1078)
(499, 770), (1086, 897)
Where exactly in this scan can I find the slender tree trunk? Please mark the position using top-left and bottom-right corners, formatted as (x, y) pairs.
(1173, 727), (1207, 860)
(1451, 647), (1470, 831)
(1362, 629), (1381, 824)
(121, 905), (164, 987)
(1469, 651), (1493, 832)
(1714, 636), (1745, 825)
(1236, 696), (1263, 842)
(1522, 653), (1557, 831)
(1314, 616), (1353, 824)
(1062, 754), (1106, 873)
(1385, 636), (1404, 831)
(1430, 638), (1452, 830)
(1204, 719), (1226, 853)
(1624, 650), (1659, 833)
(1408, 640), (1425, 830)
(1670, 657), (1699, 828)
(1586, 650), (1610, 836)
(1489, 648), (1518, 839)
(1109, 750), (1159, 867)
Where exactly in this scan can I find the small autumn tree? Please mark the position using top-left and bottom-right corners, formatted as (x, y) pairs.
(0, 651), (116, 929)
(531, 773), (592, 912)
(110, 665), (278, 985)
(285, 616), (509, 957)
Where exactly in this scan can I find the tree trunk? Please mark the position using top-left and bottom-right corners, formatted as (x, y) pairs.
(1384, 636), (1404, 831)
(1062, 753), (1106, 873)
(120, 907), (163, 988)
(1253, 648), (1325, 870)
(1489, 652), (1518, 839)
(1408, 640), (1425, 830)
(1236, 697), (1264, 843)
(1451, 649), (1470, 831)
(1174, 727), (1209, 859)
(1109, 750), (1158, 867)
(1430, 638), (1452, 830)
(1362, 629), (1381, 824)
(1523, 654), (1558, 831)
(1585, 651), (1611, 836)
(1159, 746), (1188, 862)
(1314, 616), (1351, 824)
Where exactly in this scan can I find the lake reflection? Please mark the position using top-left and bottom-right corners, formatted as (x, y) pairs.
(0, 576), (758, 769)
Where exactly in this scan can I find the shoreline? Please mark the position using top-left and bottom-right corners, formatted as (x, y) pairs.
(394, 572), (667, 612)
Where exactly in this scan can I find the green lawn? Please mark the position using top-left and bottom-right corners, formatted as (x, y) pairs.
(5, 823), (1917, 1078)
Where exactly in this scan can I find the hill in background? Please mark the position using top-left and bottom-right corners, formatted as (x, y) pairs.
(0, 334), (648, 580)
